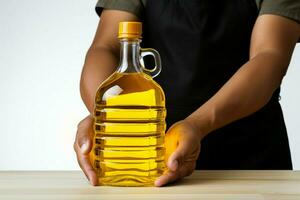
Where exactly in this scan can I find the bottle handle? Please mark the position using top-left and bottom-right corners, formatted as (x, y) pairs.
(140, 48), (162, 78)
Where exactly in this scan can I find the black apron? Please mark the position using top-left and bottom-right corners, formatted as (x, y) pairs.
(141, 0), (293, 169)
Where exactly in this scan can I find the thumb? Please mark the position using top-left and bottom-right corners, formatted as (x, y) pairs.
(76, 116), (94, 155)
(78, 137), (92, 154)
(167, 140), (190, 171)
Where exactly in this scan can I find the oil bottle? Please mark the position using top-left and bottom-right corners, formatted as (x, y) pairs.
(91, 22), (167, 186)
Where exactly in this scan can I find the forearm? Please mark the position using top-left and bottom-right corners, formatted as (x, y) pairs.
(186, 51), (290, 138)
(80, 46), (119, 113)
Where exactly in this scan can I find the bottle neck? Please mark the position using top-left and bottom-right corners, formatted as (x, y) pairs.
(117, 38), (142, 73)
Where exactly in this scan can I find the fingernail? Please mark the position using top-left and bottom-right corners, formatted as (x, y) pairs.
(80, 143), (88, 153)
(155, 179), (161, 187)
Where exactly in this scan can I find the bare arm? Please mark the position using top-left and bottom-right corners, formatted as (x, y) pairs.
(80, 10), (139, 113)
(155, 14), (300, 187)
(186, 14), (300, 138)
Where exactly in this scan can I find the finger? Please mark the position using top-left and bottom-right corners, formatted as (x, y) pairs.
(76, 116), (94, 154)
(164, 131), (178, 164)
(78, 137), (92, 155)
(167, 139), (191, 171)
(155, 170), (179, 187)
(155, 161), (196, 187)
(74, 144), (98, 186)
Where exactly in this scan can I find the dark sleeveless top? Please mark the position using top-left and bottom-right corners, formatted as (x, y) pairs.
(141, 0), (292, 169)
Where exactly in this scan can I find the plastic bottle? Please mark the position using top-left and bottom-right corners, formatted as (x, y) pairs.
(91, 22), (166, 186)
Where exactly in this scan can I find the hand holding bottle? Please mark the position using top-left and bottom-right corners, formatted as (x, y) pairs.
(74, 116), (202, 187)
(73, 115), (98, 186)
(155, 120), (202, 187)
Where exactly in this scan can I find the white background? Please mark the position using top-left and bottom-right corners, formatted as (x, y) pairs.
(0, 0), (299, 170)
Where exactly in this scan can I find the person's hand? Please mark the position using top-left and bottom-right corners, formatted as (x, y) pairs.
(73, 115), (98, 186)
(155, 119), (202, 187)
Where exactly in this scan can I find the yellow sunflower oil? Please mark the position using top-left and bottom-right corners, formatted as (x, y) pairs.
(91, 22), (166, 186)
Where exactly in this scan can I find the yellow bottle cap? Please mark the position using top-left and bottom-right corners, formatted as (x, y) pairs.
(118, 22), (142, 39)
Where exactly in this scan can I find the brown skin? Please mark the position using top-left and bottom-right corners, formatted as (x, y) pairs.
(74, 9), (300, 187)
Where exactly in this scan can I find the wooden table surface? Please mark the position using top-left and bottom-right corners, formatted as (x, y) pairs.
(0, 170), (300, 200)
